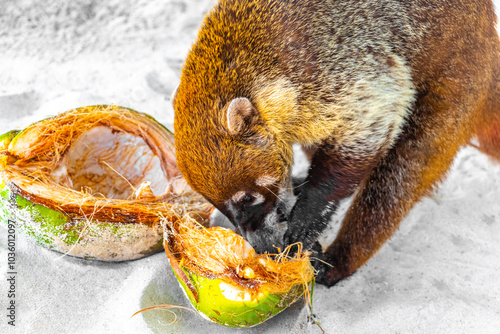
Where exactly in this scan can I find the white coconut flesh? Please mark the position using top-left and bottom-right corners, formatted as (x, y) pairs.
(50, 126), (170, 200)
(0, 107), (216, 261)
(5, 109), (196, 211)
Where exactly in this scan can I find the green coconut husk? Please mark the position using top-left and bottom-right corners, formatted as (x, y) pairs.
(161, 215), (315, 328)
(0, 105), (210, 261)
(1, 104), (316, 327)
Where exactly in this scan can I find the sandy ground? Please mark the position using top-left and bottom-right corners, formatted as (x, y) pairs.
(1, 1), (500, 333)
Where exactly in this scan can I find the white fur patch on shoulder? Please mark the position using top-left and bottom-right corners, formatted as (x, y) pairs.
(324, 53), (415, 153)
(252, 76), (299, 139)
(255, 175), (278, 187)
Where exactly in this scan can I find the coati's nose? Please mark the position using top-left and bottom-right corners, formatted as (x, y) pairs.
(245, 206), (287, 254)
(226, 195), (287, 254)
(229, 194), (267, 235)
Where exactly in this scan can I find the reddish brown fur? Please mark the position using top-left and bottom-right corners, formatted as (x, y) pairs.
(174, 0), (500, 286)
(475, 61), (500, 161)
(326, 1), (500, 276)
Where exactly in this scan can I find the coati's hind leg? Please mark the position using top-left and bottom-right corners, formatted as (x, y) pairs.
(474, 69), (500, 161)
(315, 91), (476, 286)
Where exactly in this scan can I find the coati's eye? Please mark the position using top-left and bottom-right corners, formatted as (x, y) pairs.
(241, 194), (253, 204)
(231, 191), (265, 207)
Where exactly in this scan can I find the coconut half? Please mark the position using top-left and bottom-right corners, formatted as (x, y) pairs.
(1, 105), (315, 325)
(163, 216), (314, 328)
(0, 105), (210, 261)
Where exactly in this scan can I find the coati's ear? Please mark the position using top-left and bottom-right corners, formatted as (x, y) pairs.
(226, 97), (260, 135)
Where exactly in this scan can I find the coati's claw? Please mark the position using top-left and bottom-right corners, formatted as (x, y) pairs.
(310, 242), (348, 287)
(314, 266), (343, 287)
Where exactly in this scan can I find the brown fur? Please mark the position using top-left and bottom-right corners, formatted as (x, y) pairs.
(174, 0), (500, 286)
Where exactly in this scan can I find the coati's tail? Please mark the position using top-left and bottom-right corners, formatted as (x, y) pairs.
(474, 64), (500, 161)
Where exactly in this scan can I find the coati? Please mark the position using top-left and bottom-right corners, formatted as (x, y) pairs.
(173, 0), (500, 286)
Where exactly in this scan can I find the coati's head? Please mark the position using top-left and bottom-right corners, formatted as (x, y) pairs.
(172, 0), (303, 253)
(174, 93), (295, 253)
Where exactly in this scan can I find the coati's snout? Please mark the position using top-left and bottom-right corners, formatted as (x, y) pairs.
(174, 96), (295, 253)
(221, 188), (291, 254)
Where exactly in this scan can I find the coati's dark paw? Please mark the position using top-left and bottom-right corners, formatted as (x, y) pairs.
(284, 203), (325, 252)
(310, 242), (349, 287)
(283, 222), (319, 252)
(315, 266), (344, 287)
(285, 193), (338, 253)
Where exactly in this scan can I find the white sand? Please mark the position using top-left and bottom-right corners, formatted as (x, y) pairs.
(1, 1), (500, 333)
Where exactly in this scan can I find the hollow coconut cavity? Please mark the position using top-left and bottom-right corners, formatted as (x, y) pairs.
(0, 105), (210, 261)
(55, 125), (170, 200)
(163, 216), (315, 328)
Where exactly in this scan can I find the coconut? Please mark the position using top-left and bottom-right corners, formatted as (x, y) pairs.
(0, 105), (210, 261)
(1, 105), (315, 326)
(163, 216), (315, 328)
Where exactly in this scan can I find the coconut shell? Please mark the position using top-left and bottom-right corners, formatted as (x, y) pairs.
(0, 105), (210, 261)
(163, 217), (314, 328)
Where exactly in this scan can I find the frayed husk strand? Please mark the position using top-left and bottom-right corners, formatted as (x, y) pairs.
(164, 214), (315, 296)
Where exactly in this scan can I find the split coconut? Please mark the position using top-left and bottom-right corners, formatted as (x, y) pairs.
(0, 105), (210, 261)
(163, 216), (314, 328)
(1, 105), (315, 326)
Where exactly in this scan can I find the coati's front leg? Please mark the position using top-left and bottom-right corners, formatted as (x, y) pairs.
(288, 94), (474, 287)
(286, 141), (384, 252)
